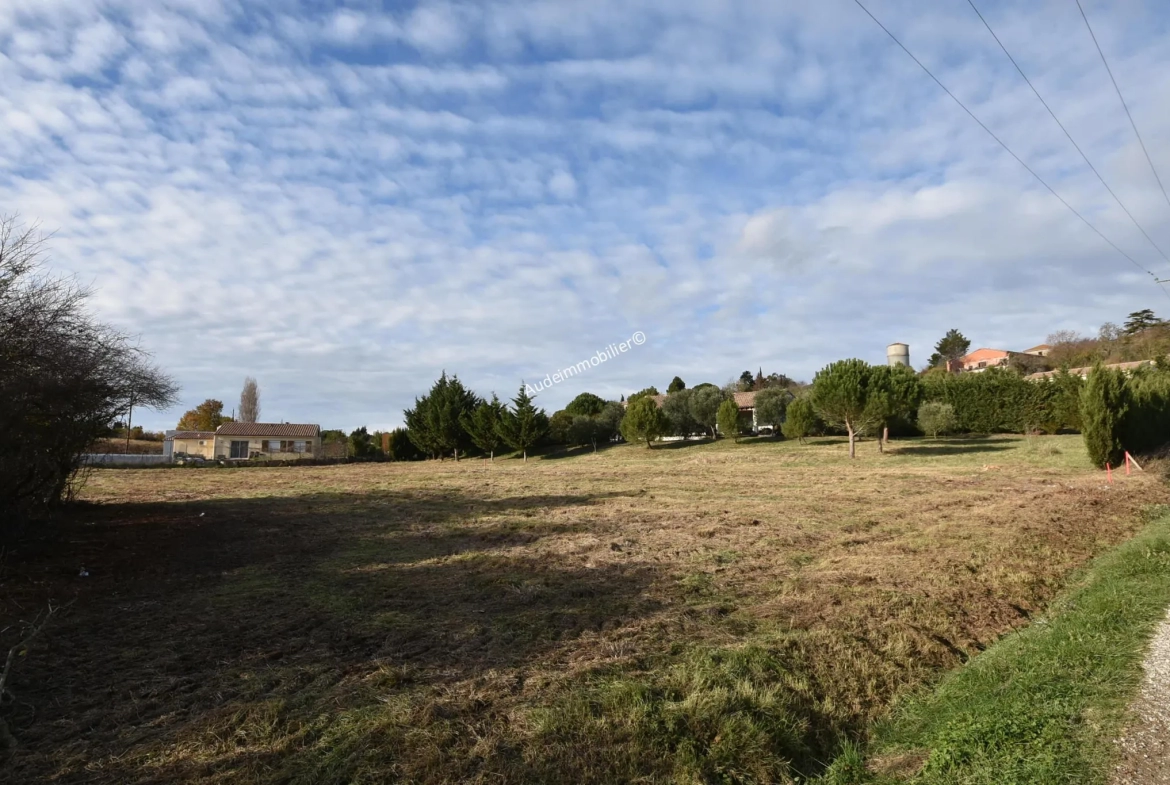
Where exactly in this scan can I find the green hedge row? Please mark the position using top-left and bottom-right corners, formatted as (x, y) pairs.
(1124, 367), (1170, 454)
(921, 369), (1083, 435)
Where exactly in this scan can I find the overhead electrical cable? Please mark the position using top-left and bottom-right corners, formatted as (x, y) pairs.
(966, 0), (1170, 267)
(850, 0), (1169, 299)
(1076, 0), (1170, 215)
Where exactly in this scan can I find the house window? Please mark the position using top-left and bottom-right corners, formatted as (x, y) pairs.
(268, 440), (281, 452)
(294, 441), (306, 453)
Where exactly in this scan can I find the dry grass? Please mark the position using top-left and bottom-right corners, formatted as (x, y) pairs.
(1, 435), (1165, 783)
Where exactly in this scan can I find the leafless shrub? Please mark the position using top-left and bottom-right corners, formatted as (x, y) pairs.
(0, 215), (178, 532)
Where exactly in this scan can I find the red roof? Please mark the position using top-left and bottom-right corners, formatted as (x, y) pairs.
(171, 431), (215, 440)
(215, 423), (320, 437)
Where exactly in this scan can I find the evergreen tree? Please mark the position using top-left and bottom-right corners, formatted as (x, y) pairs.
(403, 371), (480, 460)
(1123, 309), (1161, 336)
(387, 427), (423, 461)
(928, 329), (971, 369)
(753, 387), (791, 436)
(662, 388), (700, 436)
(689, 385), (725, 439)
(565, 392), (606, 417)
(1080, 364), (1128, 469)
(864, 364), (924, 451)
(595, 401), (626, 443)
(496, 384), (548, 462)
(620, 396), (668, 448)
(547, 409), (574, 445)
(781, 396), (817, 443)
(568, 415), (603, 451)
(348, 426), (378, 459)
(627, 386), (660, 404)
(716, 399), (741, 442)
(460, 394), (506, 460)
(811, 359), (884, 458)
(917, 401), (956, 439)
(667, 376), (686, 394)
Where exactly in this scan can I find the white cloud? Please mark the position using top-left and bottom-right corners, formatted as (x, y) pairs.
(547, 169), (577, 200)
(2, 0), (1170, 432)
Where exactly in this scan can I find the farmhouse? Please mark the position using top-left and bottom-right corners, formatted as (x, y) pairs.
(212, 422), (322, 460)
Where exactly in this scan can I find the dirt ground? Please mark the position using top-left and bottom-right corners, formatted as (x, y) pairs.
(1, 435), (1164, 783)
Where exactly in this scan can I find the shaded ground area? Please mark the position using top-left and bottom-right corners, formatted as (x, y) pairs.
(1, 435), (1164, 783)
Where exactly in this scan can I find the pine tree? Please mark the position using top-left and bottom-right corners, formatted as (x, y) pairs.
(811, 359), (884, 458)
(496, 384), (548, 462)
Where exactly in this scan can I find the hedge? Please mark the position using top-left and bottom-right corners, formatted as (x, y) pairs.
(921, 369), (1082, 435)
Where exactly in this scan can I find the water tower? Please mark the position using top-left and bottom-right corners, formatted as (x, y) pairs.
(887, 343), (910, 368)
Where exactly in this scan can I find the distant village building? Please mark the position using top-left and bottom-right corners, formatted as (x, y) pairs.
(957, 347), (1015, 372)
(1026, 359), (1155, 381)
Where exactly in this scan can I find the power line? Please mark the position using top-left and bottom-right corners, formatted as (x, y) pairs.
(966, 0), (1170, 267)
(1075, 0), (1170, 214)
(850, 0), (1170, 300)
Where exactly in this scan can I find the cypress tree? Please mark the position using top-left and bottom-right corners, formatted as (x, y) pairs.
(1080, 364), (1128, 469)
(496, 384), (549, 462)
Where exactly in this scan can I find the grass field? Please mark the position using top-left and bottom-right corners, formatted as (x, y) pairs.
(1, 434), (1166, 783)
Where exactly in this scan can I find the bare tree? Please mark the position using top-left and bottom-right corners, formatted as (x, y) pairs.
(239, 376), (260, 423)
(0, 215), (178, 531)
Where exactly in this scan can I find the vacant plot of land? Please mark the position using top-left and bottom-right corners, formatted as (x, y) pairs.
(1, 435), (1165, 783)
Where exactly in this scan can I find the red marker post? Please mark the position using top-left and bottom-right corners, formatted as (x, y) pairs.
(1107, 462), (1112, 484)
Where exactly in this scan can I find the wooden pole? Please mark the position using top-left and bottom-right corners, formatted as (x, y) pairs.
(125, 393), (134, 454)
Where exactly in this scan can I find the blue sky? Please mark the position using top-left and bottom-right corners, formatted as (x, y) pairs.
(4, 0), (1170, 431)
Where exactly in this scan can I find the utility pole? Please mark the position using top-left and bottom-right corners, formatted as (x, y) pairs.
(125, 392), (135, 455)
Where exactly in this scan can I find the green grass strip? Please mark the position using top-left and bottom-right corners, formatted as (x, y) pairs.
(820, 504), (1170, 785)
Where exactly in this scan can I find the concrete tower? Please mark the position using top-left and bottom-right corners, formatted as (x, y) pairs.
(887, 343), (910, 368)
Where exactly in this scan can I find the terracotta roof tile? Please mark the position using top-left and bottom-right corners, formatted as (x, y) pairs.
(215, 422), (320, 437)
(171, 431), (215, 440)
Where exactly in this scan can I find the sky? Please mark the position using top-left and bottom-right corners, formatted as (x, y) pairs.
(4, 0), (1170, 431)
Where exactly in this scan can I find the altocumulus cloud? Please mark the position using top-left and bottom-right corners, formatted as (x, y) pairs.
(2, 0), (1170, 430)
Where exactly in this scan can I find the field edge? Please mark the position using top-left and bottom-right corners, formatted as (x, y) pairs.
(819, 502), (1170, 784)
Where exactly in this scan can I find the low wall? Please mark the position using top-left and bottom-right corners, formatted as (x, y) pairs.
(80, 454), (171, 467)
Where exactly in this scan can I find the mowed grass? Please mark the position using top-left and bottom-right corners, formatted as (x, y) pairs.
(2, 435), (1166, 784)
(856, 505), (1170, 785)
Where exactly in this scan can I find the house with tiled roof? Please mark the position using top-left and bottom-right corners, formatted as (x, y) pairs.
(170, 430), (216, 459)
(213, 422), (322, 460)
